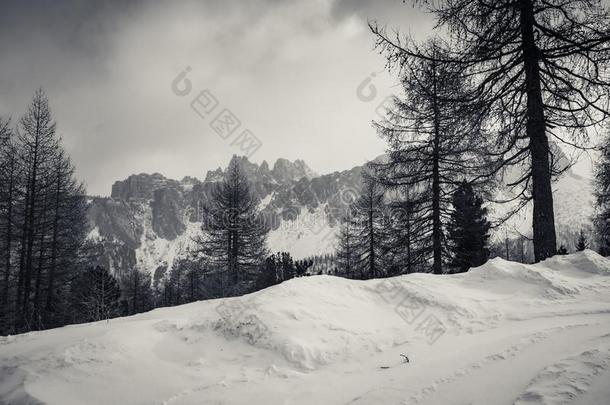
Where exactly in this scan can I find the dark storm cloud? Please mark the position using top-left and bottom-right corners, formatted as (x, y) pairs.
(0, 0), (427, 195)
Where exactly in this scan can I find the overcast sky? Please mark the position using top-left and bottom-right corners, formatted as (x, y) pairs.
(0, 0), (436, 195)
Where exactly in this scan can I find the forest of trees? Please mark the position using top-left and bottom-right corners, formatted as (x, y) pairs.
(0, 90), (89, 334)
(335, 0), (610, 276)
(335, 170), (492, 277)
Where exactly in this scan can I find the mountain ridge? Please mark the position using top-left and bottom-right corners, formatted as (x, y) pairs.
(87, 155), (594, 280)
(87, 156), (364, 280)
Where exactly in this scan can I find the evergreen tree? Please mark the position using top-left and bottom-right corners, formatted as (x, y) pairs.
(256, 254), (280, 290)
(0, 90), (88, 334)
(385, 189), (425, 274)
(294, 259), (313, 277)
(575, 229), (589, 252)
(335, 216), (357, 278)
(185, 265), (204, 303)
(120, 269), (153, 315)
(166, 261), (186, 306)
(71, 266), (121, 323)
(43, 150), (88, 328)
(255, 252), (309, 289)
(196, 156), (268, 294)
(447, 181), (491, 273)
(349, 175), (387, 279)
(374, 43), (488, 274)
(278, 252), (295, 282)
(15, 88), (60, 330)
(0, 118), (16, 332)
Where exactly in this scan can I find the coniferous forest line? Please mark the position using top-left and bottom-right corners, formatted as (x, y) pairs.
(2, 0), (610, 336)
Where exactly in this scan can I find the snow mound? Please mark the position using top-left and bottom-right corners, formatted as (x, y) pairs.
(515, 347), (610, 404)
(542, 249), (610, 276)
(2, 252), (610, 404)
(468, 257), (581, 298)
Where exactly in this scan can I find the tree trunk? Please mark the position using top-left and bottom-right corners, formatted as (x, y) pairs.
(368, 190), (375, 278)
(519, 0), (557, 261)
(405, 194), (412, 274)
(45, 169), (62, 321)
(1, 155), (15, 330)
(431, 61), (443, 274)
(33, 196), (48, 329)
(133, 270), (138, 314)
(21, 109), (42, 328)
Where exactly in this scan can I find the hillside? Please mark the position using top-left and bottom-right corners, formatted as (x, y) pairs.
(2, 251), (610, 404)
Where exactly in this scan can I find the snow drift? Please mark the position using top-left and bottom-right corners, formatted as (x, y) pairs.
(2, 250), (610, 404)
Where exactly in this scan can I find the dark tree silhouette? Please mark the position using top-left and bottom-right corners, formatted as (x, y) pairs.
(374, 43), (489, 274)
(0, 119), (16, 331)
(372, 0), (610, 262)
(349, 175), (388, 279)
(385, 189), (427, 274)
(575, 229), (589, 252)
(120, 269), (153, 315)
(336, 215), (358, 278)
(196, 156), (268, 293)
(71, 266), (121, 323)
(447, 181), (491, 273)
(594, 132), (610, 256)
(1, 90), (88, 334)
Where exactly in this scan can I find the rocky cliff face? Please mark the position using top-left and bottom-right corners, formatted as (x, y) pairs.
(151, 188), (186, 240)
(87, 154), (594, 278)
(87, 156), (362, 277)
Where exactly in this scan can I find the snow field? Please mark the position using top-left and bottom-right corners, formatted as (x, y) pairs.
(1, 250), (610, 404)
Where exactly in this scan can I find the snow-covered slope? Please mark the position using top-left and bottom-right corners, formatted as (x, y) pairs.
(266, 204), (339, 258)
(2, 251), (610, 404)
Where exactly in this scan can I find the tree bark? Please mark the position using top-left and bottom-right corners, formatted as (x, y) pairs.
(1, 154), (15, 329)
(45, 167), (62, 321)
(33, 195), (48, 329)
(519, 0), (557, 262)
(368, 191), (376, 279)
(431, 60), (443, 274)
